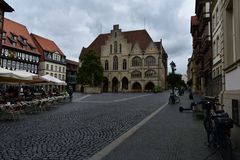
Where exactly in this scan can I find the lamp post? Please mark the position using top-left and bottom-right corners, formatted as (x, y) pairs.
(170, 61), (176, 104)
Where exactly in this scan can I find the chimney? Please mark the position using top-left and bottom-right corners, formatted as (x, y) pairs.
(113, 24), (119, 30)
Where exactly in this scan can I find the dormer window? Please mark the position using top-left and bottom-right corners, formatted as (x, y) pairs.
(2, 32), (6, 38)
(11, 42), (16, 47)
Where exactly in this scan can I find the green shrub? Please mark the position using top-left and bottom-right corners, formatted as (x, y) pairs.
(153, 86), (162, 93)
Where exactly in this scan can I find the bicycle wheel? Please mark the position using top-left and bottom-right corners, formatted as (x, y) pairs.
(175, 96), (180, 103)
(203, 118), (214, 145)
(220, 136), (232, 160)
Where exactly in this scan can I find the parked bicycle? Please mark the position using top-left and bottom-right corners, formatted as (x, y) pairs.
(202, 96), (233, 160)
(168, 92), (180, 104)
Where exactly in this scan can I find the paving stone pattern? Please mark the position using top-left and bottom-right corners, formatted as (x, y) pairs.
(0, 92), (168, 160)
(103, 93), (240, 160)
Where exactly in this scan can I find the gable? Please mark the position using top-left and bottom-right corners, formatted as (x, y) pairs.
(145, 42), (159, 54)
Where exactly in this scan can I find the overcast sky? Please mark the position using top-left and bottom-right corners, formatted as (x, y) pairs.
(5, 0), (195, 74)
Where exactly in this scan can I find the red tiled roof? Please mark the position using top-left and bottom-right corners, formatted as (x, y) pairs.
(0, 0), (14, 12)
(31, 33), (65, 56)
(190, 16), (199, 34)
(123, 29), (153, 50)
(191, 16), (199, 26)
(3, 18), (40, 55)
(80, 29), (155, 58)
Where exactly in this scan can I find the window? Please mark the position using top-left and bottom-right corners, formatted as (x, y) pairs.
(54, 73), (57, 78)
(12, 61), (16, 70)
(3, 59), (7, 68)
(20, 62), (23, 70)
(62, 75), (65, 80)
(4, 49), (9, 56)
(46, 72), (49, 75)
(114, 41), (117, 53)
(145, 56), (156, 66)
(123, 59), (127, 70)
(105, 60), (109, 70)
(46, 64), (49, 70)
(110, 45), (112, 54)
(16, 61), (20, 70)
(59, 74), (61, 79)
(29, 55), (32, 61)
(2, 32), (6, 38)
(50, 73), (53, 76)
(132, 56), (142, 66)
(216, 36), (219, 55)
(27, 64), (31, 72)
(12, 42), (16, 47)
(63, 67), (65, 72)
(119, 44), (122, 53)
(145, 70), (157, 78)
(59, 67), (61, 72)
(36, 57), (39, 62)
(34, 65), (38, 73)
(31, 65), (35, 73)
(131, 70), (142, 78)
(7, 60), (11, 69)
(23, 63), (27, 71)
(51, 65), (53, 71)
(232, 100), (239, 125)
(115, 32), (117, 37)
(48, 53), (52, 59)
(113, 56), (118, 70)
(55, 66), (57, 71)
(22, 53), (25, 59)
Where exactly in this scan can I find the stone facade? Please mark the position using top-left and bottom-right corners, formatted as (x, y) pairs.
(190, 0), (212, 95)
(212, 0), (224, 97)
(222, 0), (240, 148)
(79, 25), (168, 92)
(66, 59), (79, 91)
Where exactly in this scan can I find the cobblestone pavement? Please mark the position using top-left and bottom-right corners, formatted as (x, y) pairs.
(0, 92), (169, 160)
(102, 92), (240, 160)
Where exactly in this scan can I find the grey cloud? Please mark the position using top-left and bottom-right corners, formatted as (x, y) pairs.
(5, 0), (195, 74)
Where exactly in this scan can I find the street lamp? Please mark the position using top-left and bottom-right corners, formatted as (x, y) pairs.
(170, 61), (176, 74)
(169, 61), (176, 104)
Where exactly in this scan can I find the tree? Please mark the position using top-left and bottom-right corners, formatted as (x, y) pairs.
(77, 50), (103, 87)
(167, 73), (186, 88)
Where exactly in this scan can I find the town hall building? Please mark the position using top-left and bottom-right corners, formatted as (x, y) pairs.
(79, 25), (168, 92)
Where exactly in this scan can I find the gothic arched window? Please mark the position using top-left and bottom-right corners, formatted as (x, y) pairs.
(113, 56), (118, 70)
(123, 59), (127, 70)
(132, 56), (142, 66)
(105, 60), (109, 70)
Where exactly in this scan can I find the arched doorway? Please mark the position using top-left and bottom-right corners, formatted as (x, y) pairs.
(145, 82), (155, 92)
(122, 77), (128, 91)
(112, 77), (118, 92)
(132, 82), (142, 92)
(103, 77), (109, 92)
